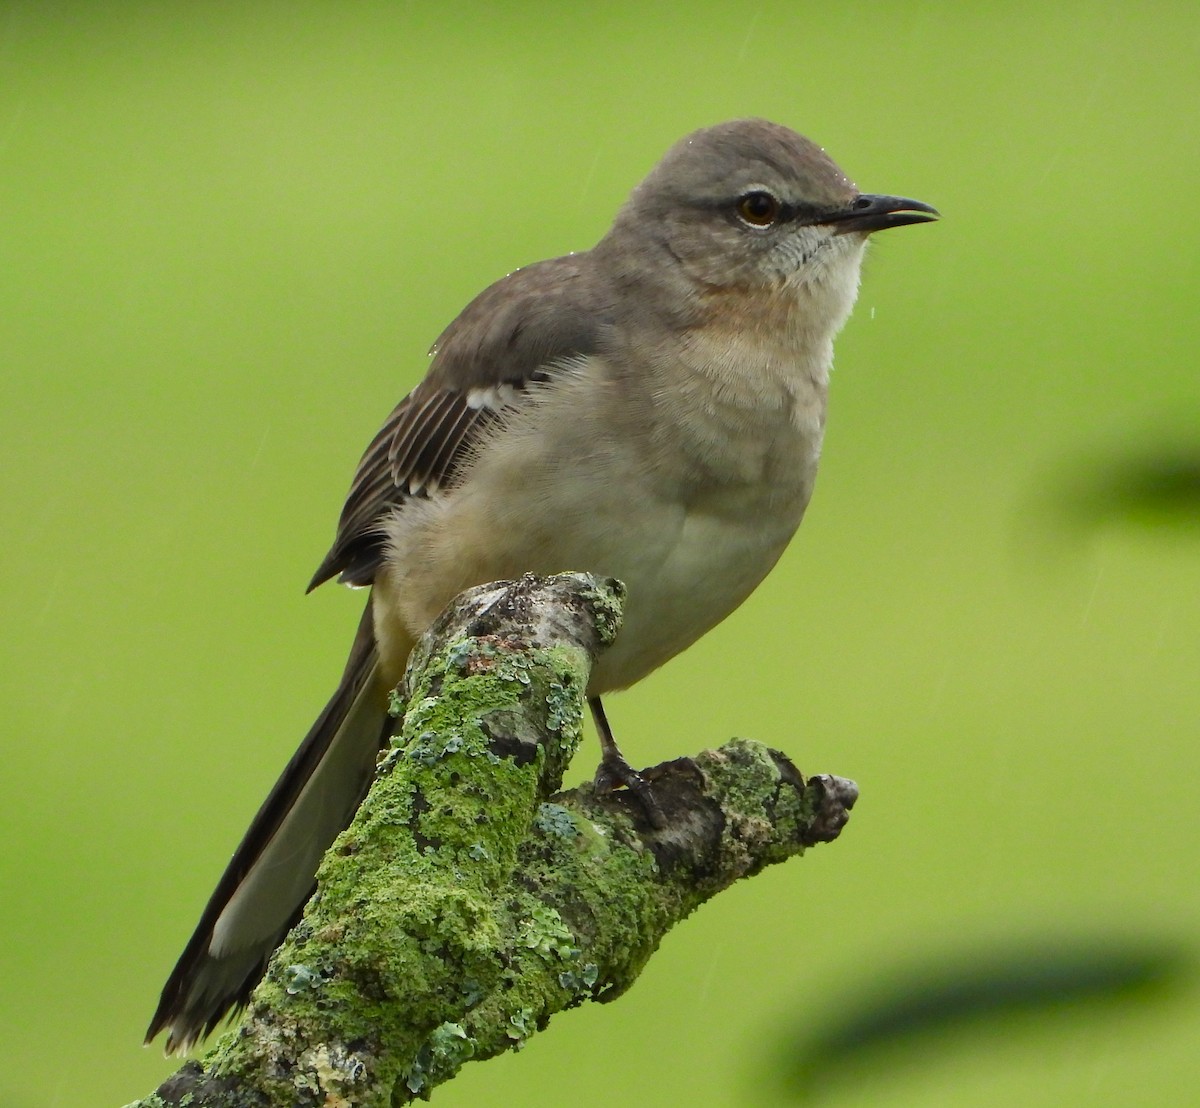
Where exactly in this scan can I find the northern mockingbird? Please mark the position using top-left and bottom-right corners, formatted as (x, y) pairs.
(146, 118), (936, 1052)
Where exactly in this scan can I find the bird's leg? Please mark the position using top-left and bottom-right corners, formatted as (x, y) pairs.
(588, 696), (640, 788)
(588, 696), (666, 828)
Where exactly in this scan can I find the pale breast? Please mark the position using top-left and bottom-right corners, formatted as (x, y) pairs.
(381, 347), (828, 693)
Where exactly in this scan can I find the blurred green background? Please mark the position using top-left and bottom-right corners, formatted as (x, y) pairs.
(3, 3), (1199, 1105)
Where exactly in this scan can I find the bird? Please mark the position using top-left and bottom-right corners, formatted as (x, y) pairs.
(146, 117), (937, 1053)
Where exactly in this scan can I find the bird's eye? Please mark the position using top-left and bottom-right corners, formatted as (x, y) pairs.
(735, 190), (782, 227)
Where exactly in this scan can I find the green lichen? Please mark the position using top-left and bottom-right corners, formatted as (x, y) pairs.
(443, 637), (477, 670)
(558, 961), (600, 995)
(695, 740), (816, 876)
(517, 904), (578, 962)
(544, 682), (568, 731)
(579, 578), (626, 646)
(205, 619), (599, 1103)
(284, 963), (324, 995)
(386, 686), (408, 719)
(127, 579), (850, 1108)
(402, 1022), (475, 1094)
(505, 1007), (536, 1048)
(533, 803), (579, 839)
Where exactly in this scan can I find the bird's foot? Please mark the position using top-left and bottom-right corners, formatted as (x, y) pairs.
(593, 753), (667, 829)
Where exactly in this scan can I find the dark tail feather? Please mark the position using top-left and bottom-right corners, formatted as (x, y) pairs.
(145, 602), (391, 1053)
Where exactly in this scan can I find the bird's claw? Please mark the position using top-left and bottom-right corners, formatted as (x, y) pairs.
(593, 754), (667, 829)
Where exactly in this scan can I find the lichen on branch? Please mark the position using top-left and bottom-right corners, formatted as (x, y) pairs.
(128, 573), (856, 1108)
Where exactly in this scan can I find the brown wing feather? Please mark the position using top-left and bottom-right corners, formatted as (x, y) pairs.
(306, 252), (607, 593)
(425, 398), (496, 494)
(306, 387), (500, 591)
(396, 390), (475, 495)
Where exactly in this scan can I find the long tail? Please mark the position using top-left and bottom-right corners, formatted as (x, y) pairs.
(145, 602), (392, 1054)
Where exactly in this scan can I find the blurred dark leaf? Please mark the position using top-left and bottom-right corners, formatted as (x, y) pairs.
(772, 936), (1190, 1103)
(1058, 446), (1200, 534)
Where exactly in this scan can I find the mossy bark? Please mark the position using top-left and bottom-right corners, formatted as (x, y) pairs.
(126, 573), (857, 1108)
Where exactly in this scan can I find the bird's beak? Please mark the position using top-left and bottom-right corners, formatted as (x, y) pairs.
(825, 194), (939, 235)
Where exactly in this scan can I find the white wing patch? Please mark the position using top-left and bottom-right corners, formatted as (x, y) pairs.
(466, 383), (519, 411)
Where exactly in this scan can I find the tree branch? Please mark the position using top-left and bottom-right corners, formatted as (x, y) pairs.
(127, 573), (857, 1107)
